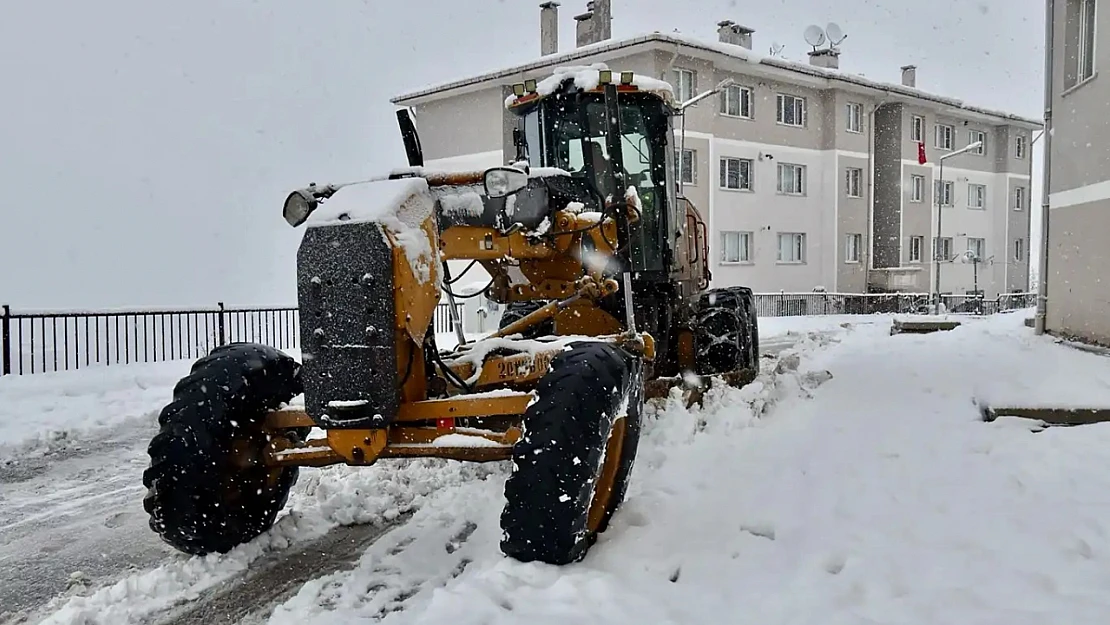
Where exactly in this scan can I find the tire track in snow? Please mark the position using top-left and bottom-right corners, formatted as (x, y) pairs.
(0, 420), (168, 624)
(263, 489), (492, 624)
(149, 514), (414, 625)
(30, 459), (499, 625)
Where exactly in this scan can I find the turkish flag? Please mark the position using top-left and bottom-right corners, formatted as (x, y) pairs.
(917, 141), (927, 165)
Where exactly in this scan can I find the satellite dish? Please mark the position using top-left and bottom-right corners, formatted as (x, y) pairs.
(826, 22), (847, 46)
(803, 25), (826, 49)
(769, 42), (785, 57)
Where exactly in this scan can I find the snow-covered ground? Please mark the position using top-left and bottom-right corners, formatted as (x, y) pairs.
(9, 312), (1110, 624)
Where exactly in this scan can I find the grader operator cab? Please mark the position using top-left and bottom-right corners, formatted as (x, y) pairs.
(142, 65), (759, 566)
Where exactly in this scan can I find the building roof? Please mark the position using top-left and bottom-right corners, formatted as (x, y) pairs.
(391, 32), (1042, 129)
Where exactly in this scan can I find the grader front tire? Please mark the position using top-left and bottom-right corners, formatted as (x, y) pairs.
(142, 343), (305, 556)
(500, 341), (645, 565)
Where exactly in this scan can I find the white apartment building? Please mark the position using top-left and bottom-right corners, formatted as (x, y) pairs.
(393, 1), (1040, 297)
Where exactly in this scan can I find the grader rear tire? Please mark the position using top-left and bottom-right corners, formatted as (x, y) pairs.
(500, 341), (644, 565)
(695, 286), (759, 375)
(142, 343), (305, 556)
(738, 287), (760, 364)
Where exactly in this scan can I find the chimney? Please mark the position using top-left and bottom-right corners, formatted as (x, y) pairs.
(540, 2), (560, 56)
(574, 9), (594, 47)
(574, 0), (611, 47)
(808, 47), (840, 69)
(717, 20), (755, 50)
(900, 64), (917, 88)
(592, 0), (612, 40)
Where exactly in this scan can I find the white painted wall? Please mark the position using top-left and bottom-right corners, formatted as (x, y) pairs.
(691, 131), (836, 293)
(923, 162), (1021, 296)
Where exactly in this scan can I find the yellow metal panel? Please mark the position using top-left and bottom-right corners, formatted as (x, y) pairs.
(554, 300), (623, 335)
(391, 214), (441, 345)
(327, 428), (389, 465)
(395, 393), (534, 421)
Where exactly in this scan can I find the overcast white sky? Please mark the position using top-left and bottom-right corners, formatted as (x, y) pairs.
(0, 0), (1044, 309)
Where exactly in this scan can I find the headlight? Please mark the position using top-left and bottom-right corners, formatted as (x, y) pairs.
(283, 188), (318, 227)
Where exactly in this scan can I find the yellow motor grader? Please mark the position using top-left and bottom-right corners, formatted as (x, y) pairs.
(142, 66), (759, 565)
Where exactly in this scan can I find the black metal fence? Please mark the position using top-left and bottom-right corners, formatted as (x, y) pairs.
(1, 302), (463, 376)
(752, 291), (1036, 317)
(1, 293), (1034, 376)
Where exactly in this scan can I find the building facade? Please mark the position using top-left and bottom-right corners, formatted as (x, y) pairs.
(393, 2), (1040, 297)
(1042, 0), (1109, 343)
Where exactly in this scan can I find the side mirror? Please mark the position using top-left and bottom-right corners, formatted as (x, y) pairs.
(283, 188), (319, 227)
(483, 166), (529, 199)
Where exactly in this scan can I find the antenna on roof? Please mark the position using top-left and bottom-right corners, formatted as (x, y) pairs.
(803, 25), (826, 51)
(769, 41), (785, 57)
(825, 22), (847, 47)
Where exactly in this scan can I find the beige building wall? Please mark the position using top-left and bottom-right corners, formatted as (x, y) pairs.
(1044, 0), (1110, 343)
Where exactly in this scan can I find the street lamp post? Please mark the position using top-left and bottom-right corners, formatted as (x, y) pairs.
(933, 140), (984, 314)
(1028, 129), (1046, 329)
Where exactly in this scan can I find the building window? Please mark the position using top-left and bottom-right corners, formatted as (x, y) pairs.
(935, 124), (954, 150)
(1065, 0), (1097, 88)
(777, 232), (806, 263)
(673, 68), (695, 102)
(968, 130), (986, 155)
(844, 233), (862, 263)
(933, 236), (953, 261)
(719, 157), (753, 190)
(845, 167), (862, 197)
(911, 115), (925, 142)
(676, 149), (696, 185)
(1014, 238), (1025, 261)
(720, 85), (753, 118)
(935, 180), (954, 206)
(967, 237), (986, 261)
(721, 231), (752, 263)
(1015, 134), (1027, 159)
(968, 183), (986, 209)
(846, 102), (862, 133)
(1014, 186), (1026, 210)
(776, 94), (806, 127)
(909, 236), (924, 262)
(910, 174), (925, 202)
(777, 163), (806, 195)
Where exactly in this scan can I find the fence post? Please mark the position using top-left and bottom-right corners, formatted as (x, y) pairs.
(1, 305), (10, 376)
(217, 301), (226, 345)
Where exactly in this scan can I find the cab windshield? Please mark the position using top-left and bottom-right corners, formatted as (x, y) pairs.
(519, 92), (670, 271)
